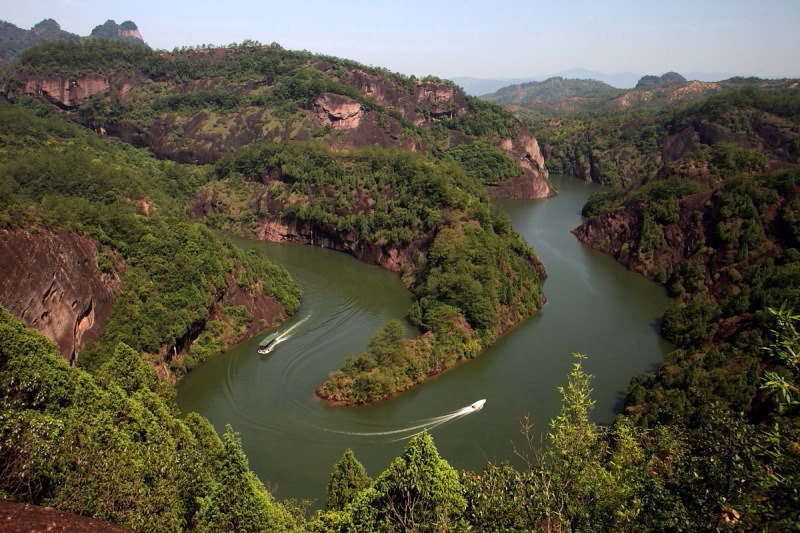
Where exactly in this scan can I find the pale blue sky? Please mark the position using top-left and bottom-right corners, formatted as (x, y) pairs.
(2, 0), (799, 79)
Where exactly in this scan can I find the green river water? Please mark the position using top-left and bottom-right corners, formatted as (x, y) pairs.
(176, 175), (673, 504)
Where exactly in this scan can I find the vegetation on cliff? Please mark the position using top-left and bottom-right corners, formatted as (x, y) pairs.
(564, 112), (800, 528)
(526, 86), (800, 188)
(0, 98), (299, 374)
(577, 157), (800, 425)
(206, 141), (545, 404)
(3, 38), (549, 201)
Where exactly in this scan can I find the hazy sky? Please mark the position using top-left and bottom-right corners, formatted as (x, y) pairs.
(2, 0), (799, 79)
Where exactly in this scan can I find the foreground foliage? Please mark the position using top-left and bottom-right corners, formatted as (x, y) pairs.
(0, 309), (299, 532)
(314, 354), (799, 531)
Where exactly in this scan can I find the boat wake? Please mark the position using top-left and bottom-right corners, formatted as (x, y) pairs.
(322, 399), (486, 442)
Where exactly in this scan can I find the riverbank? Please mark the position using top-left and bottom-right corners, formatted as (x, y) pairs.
(177, 175), (672, 503)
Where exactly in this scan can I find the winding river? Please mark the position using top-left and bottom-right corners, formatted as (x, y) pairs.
(176, 175), (673, 503)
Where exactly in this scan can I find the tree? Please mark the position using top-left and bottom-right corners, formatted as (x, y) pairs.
(326, 449), (371, 510)
(353, 432), (465, 532)
(194, 429), (293, 532)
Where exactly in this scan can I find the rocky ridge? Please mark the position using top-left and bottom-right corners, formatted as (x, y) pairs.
(4, 44), (551, 198)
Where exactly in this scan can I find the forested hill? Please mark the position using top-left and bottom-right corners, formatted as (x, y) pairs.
(2, 39), (551, 198)
(528, 86), (800, 188)
(480, 76), (616, 105)
(495, 74), (798, 119)
(0, 18), (145, 69)
(0, 98), (299, 378)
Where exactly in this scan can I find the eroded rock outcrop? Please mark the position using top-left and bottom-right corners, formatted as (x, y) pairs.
(216, 275), (288, 340)
(255, 216), (423, 273)
(491, 126), (552, 198)
(313, 93), (364, 130)
(0, 228), (121, 363)
(17, 69), (145, 108)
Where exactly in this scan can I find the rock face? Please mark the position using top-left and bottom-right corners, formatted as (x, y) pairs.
(0, 229), (121, 363)
(342, 69), (471, 124)
(659, 111), (800, 165)
(216, 276), (287, 340)
(18, 70), (146, 108)
(255, 217), (423, 273)
(313, 93), (364, 130)
(572, 182), (799, 301)
(491, 126), (552, 197)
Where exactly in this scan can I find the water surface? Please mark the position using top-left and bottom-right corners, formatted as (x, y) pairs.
(176, 174), (672, 503)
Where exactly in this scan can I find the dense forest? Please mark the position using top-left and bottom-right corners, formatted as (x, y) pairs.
(0, 98), (300, 376)
(526, 86), (800, 188)
(0, 33), (798, 532)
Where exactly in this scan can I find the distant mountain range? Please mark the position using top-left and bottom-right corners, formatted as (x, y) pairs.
(479, 75), (798, 119)
(450, 68), (742, 95)
(481, 77), (617, 105)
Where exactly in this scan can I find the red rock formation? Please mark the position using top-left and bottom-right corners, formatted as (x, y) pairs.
(17, 70), (145, 108)
(313, 93), (364, 130)
(0, 228), (121, 363)
(255, 216), (423, 273)
(491, 126), (552, 198)
(216, 275), (287, 339)
(118, 28), (143, 40)
(0, 501), (131, 533)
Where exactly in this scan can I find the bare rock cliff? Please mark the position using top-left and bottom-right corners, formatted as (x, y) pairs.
(0, 228), (121, 363)
(491, 126), (552, 198)
(17, 69), (146, 108)
(254, 216), (424, 273)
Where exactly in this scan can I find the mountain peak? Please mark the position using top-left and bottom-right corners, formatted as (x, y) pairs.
(636, 71), (687, 88)
(31, 18), (62, 34)
(91, 19), (143, 42)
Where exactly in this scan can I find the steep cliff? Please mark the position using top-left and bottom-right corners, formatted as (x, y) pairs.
(253, 216), (424, 273)
(0, 228), (121, 363)
(4, 40), (550, 198)
(0, 99), (300, 374)
(17, 69), (146, 108)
